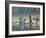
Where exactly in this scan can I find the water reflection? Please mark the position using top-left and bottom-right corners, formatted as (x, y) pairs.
(12, 16), (40, 31)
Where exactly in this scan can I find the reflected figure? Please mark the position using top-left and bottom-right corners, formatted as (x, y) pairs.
(19, 16), (25, 31)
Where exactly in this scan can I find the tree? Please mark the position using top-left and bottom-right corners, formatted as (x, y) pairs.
(36, 16), (39, 29)
(29, 15), (32, 30)
(33, 16), (39, 29)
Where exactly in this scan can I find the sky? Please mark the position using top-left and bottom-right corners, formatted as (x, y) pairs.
(12, 7), (40, 16)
